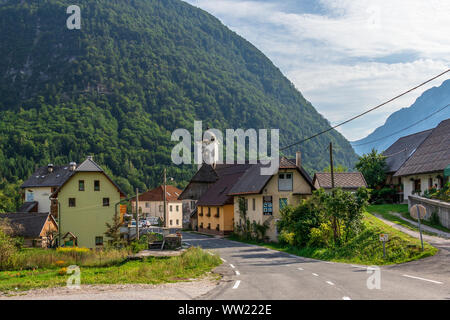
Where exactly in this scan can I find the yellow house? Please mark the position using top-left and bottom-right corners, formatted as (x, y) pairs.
(196, 164), (251, 235)
(228, 155), (315, 242)
(51, 156), (126, 248)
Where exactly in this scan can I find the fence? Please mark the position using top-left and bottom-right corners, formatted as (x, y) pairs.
(408, 195), (450, 228)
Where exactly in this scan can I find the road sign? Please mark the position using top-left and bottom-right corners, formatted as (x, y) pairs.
(379, 233), (389, 242)
(410, 204), (427, 219)
(410, 204), (426, 251)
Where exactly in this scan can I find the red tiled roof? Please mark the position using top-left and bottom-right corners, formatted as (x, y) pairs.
(313, 172), (367, 189)
(131, 185), (183, 202)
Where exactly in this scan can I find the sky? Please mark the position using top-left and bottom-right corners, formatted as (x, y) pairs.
(183, 0), (450, 141)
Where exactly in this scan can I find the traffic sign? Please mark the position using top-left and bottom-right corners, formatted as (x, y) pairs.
(410, 204), (427, 219)
(379, 233), (389, 242)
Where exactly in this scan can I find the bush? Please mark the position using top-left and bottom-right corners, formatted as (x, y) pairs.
(0, 230), (17, 269)
(278, 231), (295, 246)
(308, 222), (333, 247)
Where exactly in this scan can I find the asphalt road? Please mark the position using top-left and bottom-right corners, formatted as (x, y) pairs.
(182, 232), (450, 300)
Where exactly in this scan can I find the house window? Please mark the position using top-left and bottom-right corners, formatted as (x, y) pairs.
(176, 205), (179, 212)
(103, 198), (110, 207)
(429, 177), (433, 189)
(279, 198), (288, 210)
(207, 207), (211, 217)
(215, 207), (220, 217)
(170, 205), (173, 212)
(170, 220), (173, 226)
(190, 201), (195, 210)
(245, 199), (248, 210)
(252, 198), (256, 211)
(263, 196), (273, 215)
(414, 179), (421, 193)
(95, 236), (103, 246)
(69, 198), (76, 207)
(94, 180), (100, 191)
(176, 219), (179, 225)
(279, 173), (293, 191)
(26, 190), (34, 202)
(159, 205), (163, 212)
(79, 180), (85, 191)
(145, 202), (150, 208)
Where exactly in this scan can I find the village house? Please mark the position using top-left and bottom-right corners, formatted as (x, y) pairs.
(20, 163), (76, 214)
(312, 172), (367, 193)
(50, 156), (126, 248)
(382, 129), (433, 202)
(392, 118), (450, 199)
(0, 212), (58, 248)
(228, 154), (315, 242)
(130, 185), (188, 229)
(196, 164), (252, 235)
(180, 152), (315, 240)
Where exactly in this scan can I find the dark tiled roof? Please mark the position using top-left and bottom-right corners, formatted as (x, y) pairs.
(228, 158), (314, 195)
(227, 163), (272, 195)
(313, 172), (367, 189)
(21, 165), (75, 188)
(17, 201), (38, 213)
(383, 129), (432, 173)
(197, 164), (252, 206)
(190, 164), (218, 183)
(394, 118), (450, 176)
(130, 185), (183, 202)
(0, 213), (55, 238)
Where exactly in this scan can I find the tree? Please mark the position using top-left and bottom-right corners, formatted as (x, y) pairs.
(323, 164), (348, 173)
(355, 149), (387, 189)
(104, 212), (124, 248)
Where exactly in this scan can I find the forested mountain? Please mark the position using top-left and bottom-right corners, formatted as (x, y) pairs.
(0, 0), (357, 201)
(352, 79), (450, 155)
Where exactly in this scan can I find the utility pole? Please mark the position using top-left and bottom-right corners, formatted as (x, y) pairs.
(163, 168), (167, 228)
(329, 142), (335, 189)
(135, 188), (139, 241)
(330, 142), (337, 242)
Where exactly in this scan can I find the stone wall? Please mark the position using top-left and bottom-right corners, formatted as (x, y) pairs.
(408, 195), (450, 228)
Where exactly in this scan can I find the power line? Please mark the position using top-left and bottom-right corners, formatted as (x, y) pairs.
(352, 103), (450, 147)
(280, 69), (450, 151)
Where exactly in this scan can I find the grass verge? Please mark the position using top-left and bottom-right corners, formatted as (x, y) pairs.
(0, 247), (221, 293)
(228, 212), (437, 266)
(367, 204), (450, 235)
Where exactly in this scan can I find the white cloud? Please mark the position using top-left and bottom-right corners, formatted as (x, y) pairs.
(184, 0), (450, 140)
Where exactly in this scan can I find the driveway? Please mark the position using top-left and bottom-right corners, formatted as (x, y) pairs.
(183, 232), (450, 300)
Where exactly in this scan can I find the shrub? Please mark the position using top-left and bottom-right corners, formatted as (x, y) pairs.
(308, 222), (333, 247)
(278, 231), (295, 246)
(430, 211), (441, 226)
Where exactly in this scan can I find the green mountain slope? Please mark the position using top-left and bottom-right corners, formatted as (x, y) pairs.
(0, 0), (357, 196)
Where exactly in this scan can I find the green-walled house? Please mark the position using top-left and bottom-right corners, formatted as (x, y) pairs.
(50, 156), (126, 248)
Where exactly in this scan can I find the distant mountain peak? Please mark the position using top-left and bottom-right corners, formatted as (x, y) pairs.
(351, 79), (450, 155)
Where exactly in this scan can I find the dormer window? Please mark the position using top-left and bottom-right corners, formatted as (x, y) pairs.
(278, 173), (293, 191)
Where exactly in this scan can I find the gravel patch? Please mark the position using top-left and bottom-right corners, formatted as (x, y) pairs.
(0, 275), (221, 300)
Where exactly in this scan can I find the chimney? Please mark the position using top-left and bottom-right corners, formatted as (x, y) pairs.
(48, 164), (54, 173)
(87, 155), (93, 161)
(296, 151), (302, 168)
(69, 162), (77, 171)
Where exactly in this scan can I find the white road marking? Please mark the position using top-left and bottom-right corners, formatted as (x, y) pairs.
(230, 264), (236, 269)
(324, 262), (334, 264)
(220, 258), (227, 262)
(402, 274), (443, 284)
(351, 265), (366, 269)
(297, 267), (304, 271)
(312, 273), (319, 277)
(326, 281), (335, 286)
(343, 296), (351, 300)
(232, 280), (241, 289)
(235, 270), (240, 276)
